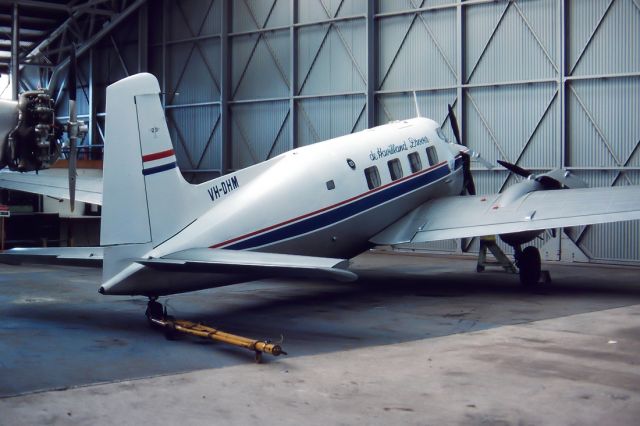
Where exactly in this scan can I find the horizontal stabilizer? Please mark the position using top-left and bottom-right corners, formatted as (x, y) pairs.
(0, 247), (103, 267)
(136, 248), (357, 283)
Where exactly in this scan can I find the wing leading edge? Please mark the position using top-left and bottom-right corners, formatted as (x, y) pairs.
(371, 186), (640, 245)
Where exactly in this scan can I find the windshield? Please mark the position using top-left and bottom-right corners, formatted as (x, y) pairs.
(436, 127), (449, 143)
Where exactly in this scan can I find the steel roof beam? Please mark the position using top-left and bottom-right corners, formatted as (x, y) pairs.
(33, 0), (148, 91)
(11, 2), (18, 100)
(0, 29), (41, 41)
(0, 15), (59, 31)
(2, 0), (70, 12)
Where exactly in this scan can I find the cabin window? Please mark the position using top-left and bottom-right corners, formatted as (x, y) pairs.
(408, 152), (422, 173)
(326, 180), (335, 190)
(426, 145), (439, 166)
(388, 158), (403, 181)
(364, 166), (381, 190)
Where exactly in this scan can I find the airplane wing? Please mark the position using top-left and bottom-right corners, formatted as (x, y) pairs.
(0, 168), (103, 205)
(371, 186), (640, 244)
(136, 248), (358, 282)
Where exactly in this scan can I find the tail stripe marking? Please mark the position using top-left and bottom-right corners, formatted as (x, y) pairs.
(142, 149), (175, 163)
(142, 162), (177, 176)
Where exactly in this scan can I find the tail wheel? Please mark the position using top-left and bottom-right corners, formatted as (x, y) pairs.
(517, 246), (541, 286)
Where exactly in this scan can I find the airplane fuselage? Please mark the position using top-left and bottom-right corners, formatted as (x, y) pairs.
(170, 117), (464, 258)
(102, 117), (466, 296)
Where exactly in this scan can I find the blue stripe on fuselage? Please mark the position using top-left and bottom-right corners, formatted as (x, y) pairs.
(226, 162), (450, 250)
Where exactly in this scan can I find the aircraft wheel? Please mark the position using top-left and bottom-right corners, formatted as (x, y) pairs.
(145, 299), (164, 327)
(517, 246), (541, 286)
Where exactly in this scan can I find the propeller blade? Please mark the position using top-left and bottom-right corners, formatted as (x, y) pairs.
(497, 160), (531, 178)
(447, 103), (461, 146)
(68, 48), (76, 103)
(68, 46), (77, 211)
(69, 146), (77, 211)
(461, 152), (476, 196)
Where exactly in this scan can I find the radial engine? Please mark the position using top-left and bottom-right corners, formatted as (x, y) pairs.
(0, 89), (62, 172)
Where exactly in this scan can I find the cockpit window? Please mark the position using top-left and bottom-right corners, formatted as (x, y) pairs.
(436, 127), (449, 143)
(364, 166), (381, 190)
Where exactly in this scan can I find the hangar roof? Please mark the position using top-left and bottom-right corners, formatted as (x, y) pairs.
(0, 0), (143, 75)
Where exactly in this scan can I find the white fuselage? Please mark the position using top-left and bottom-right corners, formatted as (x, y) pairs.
(102, 117), (465, 296)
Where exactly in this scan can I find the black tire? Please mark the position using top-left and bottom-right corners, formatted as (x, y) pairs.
(145, 300), (164, 328)
(518, 246), (541, 286)
(476, 265), (485, 273)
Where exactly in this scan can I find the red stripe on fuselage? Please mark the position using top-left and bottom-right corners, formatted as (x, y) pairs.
(142, 149), (175, 163)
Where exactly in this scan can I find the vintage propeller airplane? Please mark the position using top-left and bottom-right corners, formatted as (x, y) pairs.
(1, 72), (640, 358)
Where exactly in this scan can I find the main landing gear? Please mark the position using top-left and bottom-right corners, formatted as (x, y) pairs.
(514, 246), (548, 286)
(476, 236), (550, 286)
(145, 298), (287, 363)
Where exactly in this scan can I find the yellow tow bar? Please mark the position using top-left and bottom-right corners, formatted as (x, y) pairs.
(146, 303), (286, 362)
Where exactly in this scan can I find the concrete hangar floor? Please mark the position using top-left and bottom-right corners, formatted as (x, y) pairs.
(0, 250), (639, 425)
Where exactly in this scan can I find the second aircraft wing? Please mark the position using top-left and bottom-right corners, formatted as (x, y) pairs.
(0, 168), (103, 205)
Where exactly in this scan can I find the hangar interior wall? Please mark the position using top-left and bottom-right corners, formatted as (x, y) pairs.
(22, 0), (640, 264)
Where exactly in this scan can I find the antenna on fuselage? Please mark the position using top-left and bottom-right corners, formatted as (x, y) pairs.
(412, 91), (421, 118)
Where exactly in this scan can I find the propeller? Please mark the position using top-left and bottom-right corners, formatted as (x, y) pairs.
(461, 151), (476, 195)
(447, 104), (461, 146)
(497, 160), (584, 190)
(447, 103), (475, 195)
(66, 47), (81, 212)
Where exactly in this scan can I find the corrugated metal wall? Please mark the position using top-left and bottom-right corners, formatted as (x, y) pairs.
(381, 0), (640, 263)
(52, 0), (640, 264)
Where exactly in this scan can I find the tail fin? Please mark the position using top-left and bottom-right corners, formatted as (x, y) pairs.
(101, 73), (200, 281)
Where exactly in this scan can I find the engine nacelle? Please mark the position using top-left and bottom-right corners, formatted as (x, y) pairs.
(499, 230), (543, 247)
(495, 178), (546, 247)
